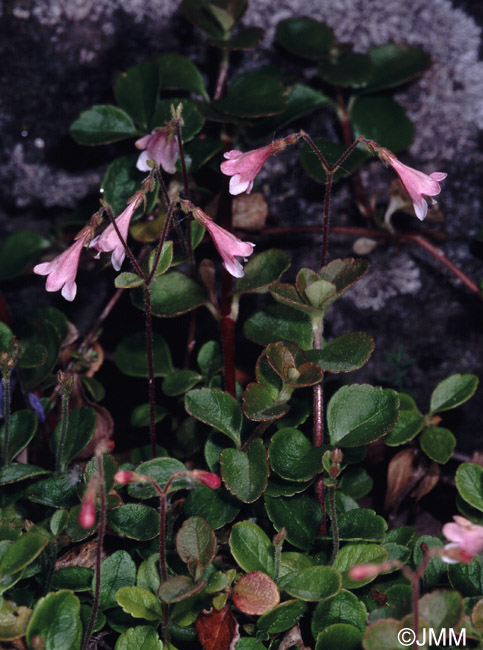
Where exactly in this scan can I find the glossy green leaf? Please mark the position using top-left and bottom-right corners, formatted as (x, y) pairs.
(213, 70), (287, 118)
(158, 575), (205, 603)
(107, 505), (160, 541)
(0, 463), (50, 485)
(17, 342), (47, 369)
(430, 374), (478, 414)
(0, 598), (32, 641)
(70, 104), (137, 145)
(114, 332), (173, 378)
(350, 96), (414, 153)
(264, 493), (321, 551)
(419, 590), (463, 629)
(101, 153), (157, 217)
(283, 566), (341, 601)
(20, 319), (61, 389)
(148, 241), (173, 278)
(229, 521), (274, 576)
(244, 303), (313, 350)
(0, 322), (13, 352)
(235, 249), (290, 294)
(413, 535), (445, 586)
(420, 426), (456, 464)
(242, 382), (290, 421)
(80, 376), (105, 402)
(26, 590), (82, 650)
(184, 137), (224, 173)
(114, 272), (144, 289)
(132, 271), (207, 317)
(26, 474), (78, 508)
(332, 543), (388, 589)
(0, 533), (47, 577)
(157, 53), (208, 99)
(98, 550), (137, 611)
(265, 476), (313, 497)
(307, 332), (374, 373)
(269, 428), (324, 481)
(212, 26), (265, 50)
(456, 463), (483, 511)
(114, 62), (160, 130)
(328, 384), (399, 447)
(300, 139), (370, 183)
(65, 506), (98, 542)
(320, 52), (374, 88)
(184, 484), (239, 529)
(385, 393), (424, 446)
(361, 619), (404, 650)
(276, 17), (334, 59)
(51, 567), (94, 592)
(181, 0), (234, 40)
(266, 344), (322, 387)
(448, 554), (483, 597)
(130, 404), (168, 428)
(1, 410), (37, 465)
(114, 625), (162, 650)
(127, 457), (188, 499)
(315, 623), (363, 650)
(176, 516), (217, 569)
(52, 406), (96, 468)
(85, 453), (118, 494)
(312, 589), (368, 636)
(335, 509), (387, 541)
(364, 43), (432, 93)
(0, 231), (49, 281)
(338, 467), (373, 499)
(197, 341), (223, 378)
(270, 282), (321, 317)
(162, 370), (202, 397)
(185, 388), (243, 446)
(115, 586), (163, 621)
(151, 98), (204, 143)
(221, 439), (268, 503)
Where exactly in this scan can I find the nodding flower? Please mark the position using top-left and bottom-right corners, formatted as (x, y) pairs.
(135, 127), (178, 174)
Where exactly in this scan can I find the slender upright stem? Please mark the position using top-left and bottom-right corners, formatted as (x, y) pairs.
(328, 486), (339, 564)
(56, 385), (71, 473)
(159, 492), (168, 583)
(322, 173), (333, 268)
(143, 286), (157, 459)
(82, 454), (106, 650)
(312, 321), (326, 535)
(214, 49), (230, 100)
(1, 369), (11, 466)
(146, 200), (176, 286)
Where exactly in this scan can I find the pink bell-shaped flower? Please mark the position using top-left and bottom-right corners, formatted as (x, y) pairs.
(135, 128), (178, 174)
(34, 232), (90, 301)
(441, 516), (483, 563)
(193, 208), (255, 278)
(90, 198), (139, 271)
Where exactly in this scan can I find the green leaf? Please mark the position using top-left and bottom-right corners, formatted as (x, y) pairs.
(197, 341), (223, 378)
(101, 154), (157, 217)
(300, 140), (370, 184)
(327, 384), (399, 447)
(361, 619), (405, 650)
(413, 535), (445, 586)
(244, 303), (313, 350)
(52, 406), (96, 468)
(0, 463), (50, 485)
(448, 554), (483, 597)
(185, 388), (243, 446)
(163, 370), (202, 397)
(213, 70), (287, 118)
(98, 550), (137, 611)
(114, 332), (173, 378)
(176, 516), (217, 569)
(114, 62), (160, 130)
(350, 96), (414, 153)
(0, 533), (47, 577)
(184, 137), (224, 172)
(235, 249), (290, 294)
(319, 52), (374, 88)
(221, 439), (268, 503)
(184, 484), (240, 530)
(256, 599), (307, 634)
(114, 272), (145, 289)
(70, 104), (137, 145)
(51, 567), (94, 592)
(0, 231), (49, 281)
(0, 598), (32, 641)
(80, 376), (106, 402)
(20, 319), (61, 389)
(332, 543), (388, 589)
(456, 463), (483, 511)
(85, 453), (118, 494)
(157, 53), (208, 99)
(132, 271), (207, 317)
(1, 410), (37, 465)
(419, 590), (463, 629)
(276, 17), (334, 60)
(0, 322), (13, 352)
(315, 623), (363, 650)
(335, 509), (387, 541)
(307, 332), (374, 373)
(66, 506), (98, 542)
(151, 98), (204, 143)
(266, 344), (322, 387)
(26, 475), (78, 508)
(107, 505), (160, 540)
(338, 467), (373, 499)
(385, 393), (424, 446)
(430, 374), (479, 414)
(115, 625), (162, 650)
(181, 0), (231, 40)
(229, 521), (274, 576)
(420, 426), (456, 464)
(149, 241), (173, 277)
(115, 586), (163, 621)
(269, 428), (324, 481)
(158, 575), (205, 603)
(127, 457), (188, 499)
(283, 566), (341, 601)
(212, 26), (265, 50)
(242, 382), (290, 421)
(264, 493), (321, 551)
(265, 476), (313, 497)
(17, 342), (47, 369)
(26, 590), (82, 650)
(364, 43), (432, 93)
(131, 404), (168, 428)
(312, 589), (368, 636)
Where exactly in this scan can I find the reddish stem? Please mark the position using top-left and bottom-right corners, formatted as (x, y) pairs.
(221, 314), (236, 397)
(143, 286), (157, 459)
(0, 289), (13, 329)
(313, 325), (326, 535)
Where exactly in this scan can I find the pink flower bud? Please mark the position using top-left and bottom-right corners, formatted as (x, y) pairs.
(114, 470), (139, 485)
(90, 198), (139, 271)
(78, 480), (98, 529)
(348, 563), (382, 581)
(191, 470), (221, 489)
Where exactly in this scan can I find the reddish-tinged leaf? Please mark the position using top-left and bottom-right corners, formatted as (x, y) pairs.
(232, 571), (280, 615)
(196, 605), (240, 650)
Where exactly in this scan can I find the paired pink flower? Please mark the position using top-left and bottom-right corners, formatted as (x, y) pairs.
(441, 516), (483, 563)
(90, 198), (139, 271)
(34, 231), (90, 302)
(382, 151), (447, 221)
(220, 137), (296, 196)
(135, 128), (178, 174)
(193, 208), (255, 278)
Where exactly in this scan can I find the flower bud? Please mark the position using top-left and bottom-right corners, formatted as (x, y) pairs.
(191, 470), (221, 489)
(114, 470), (141, 485)
(348, 563), (382, 581)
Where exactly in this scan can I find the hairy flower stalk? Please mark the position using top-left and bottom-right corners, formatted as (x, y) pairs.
(0, 353), (14, 466)
(55, 371), (74, 473)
